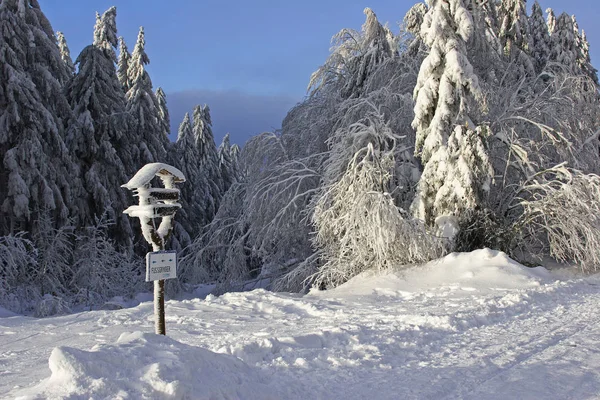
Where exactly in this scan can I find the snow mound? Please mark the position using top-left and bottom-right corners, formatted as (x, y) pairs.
(319, 248), (553, 298)
(16, 331), (295, 400)
(0, 305), (17, 317)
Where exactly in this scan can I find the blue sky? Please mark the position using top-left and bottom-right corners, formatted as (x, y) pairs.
(42, 0), (599, 145)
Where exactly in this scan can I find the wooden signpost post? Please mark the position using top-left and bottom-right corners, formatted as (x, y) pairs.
(122, 163), (185, 335)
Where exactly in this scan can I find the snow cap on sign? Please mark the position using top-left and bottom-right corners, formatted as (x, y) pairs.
(122, 163), (185, 189)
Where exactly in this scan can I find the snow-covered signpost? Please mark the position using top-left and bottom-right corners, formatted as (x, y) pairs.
(122, 163), (185, 335)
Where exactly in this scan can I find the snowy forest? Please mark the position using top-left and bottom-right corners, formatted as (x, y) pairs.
(1, 0), (599, 316)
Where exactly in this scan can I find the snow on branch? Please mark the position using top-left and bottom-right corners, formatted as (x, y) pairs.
(517, 165), (600, 272)
(312, 142), (444, 289)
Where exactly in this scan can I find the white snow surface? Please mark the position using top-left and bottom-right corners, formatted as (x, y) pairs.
(3, 249), (600, 399)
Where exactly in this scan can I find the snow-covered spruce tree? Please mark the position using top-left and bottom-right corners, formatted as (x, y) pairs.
(64, 43), (135, 251)
(498, 0), (534, 76)
(578, 30), (598, 84)
(569, 15), (595, 81)
(308, 7), (394, 98)
(192, 104), (222, 216)
(172, 112), (204, 244)
(571, 22), (599, 84)
(155, 87), (171, 138)
(0, 0), (81, 235)
(93, 6), (118, 62)
(401, 2), (428, 57)
(218, 133), (235, 194)
(57, 31), (75, 76)
(410, 0), (493, 236)
(126, 26), (169, 167)
(311, 110), (444, 289)
(230, 143), (241, 180)
(117, 36), (131, 92)
(549, 13), (578, 74)
(546, 8), (556, 35)
(462, 0), (505, 85)
(529, 1), (551, 74)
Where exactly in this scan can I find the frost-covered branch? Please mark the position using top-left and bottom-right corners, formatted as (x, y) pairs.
(516, 166), (600, 272)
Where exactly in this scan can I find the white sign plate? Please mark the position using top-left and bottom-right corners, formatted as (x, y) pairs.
(146, 251), (177, 282)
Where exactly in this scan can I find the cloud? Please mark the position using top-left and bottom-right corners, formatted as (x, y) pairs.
(166, 89), (301, 146)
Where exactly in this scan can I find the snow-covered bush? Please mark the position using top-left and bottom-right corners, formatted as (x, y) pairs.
(312, 142), (444, 289)
(516, 165), (600, 273)
(32, 213), (75, 298)
(0, 234), (39, 313)
(70, 215), (144, 308)
(34, 294), (72, 318)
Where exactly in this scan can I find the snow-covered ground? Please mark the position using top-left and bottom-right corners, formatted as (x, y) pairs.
(3, 249), (600, 399)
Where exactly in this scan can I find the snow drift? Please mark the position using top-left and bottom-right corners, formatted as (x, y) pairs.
(16, 331), (298, 400)
(318, 248), (552, 298)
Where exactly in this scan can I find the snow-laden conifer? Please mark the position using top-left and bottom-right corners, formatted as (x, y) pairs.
(498, 0), (534, 76)
(218, 133), (235, 193)
(546, 8), (556, 35)
(529, 1), (551, 73)
(549, 13), (578, 74)
(155, 87), (170, 137)
(126, 26), (168, 166)
(411, 0), (493, 230)
(499, 0), (530, 54)
(466, 0), (504, 84)
(65, 44), (134, 251)
(93, 6), (118, 62)
(57, 31), (75, 75)
(402, 3), (428, 56)
(569, 17), (598, 83)
(192, 104), (222, 215)
(577, 30), (598, 83)
(231, 143), (241, 175)
(0, 0), (80, 234)
(174, 113), (208, 239)
(117, 37), (130, 92)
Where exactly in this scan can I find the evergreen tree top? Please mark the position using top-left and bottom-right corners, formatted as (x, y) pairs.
(155, 87), (170, 137)
(93, 6), (118, 62)
(546, 8), (556, 35)
(128, 26), (150, 86)
(177, 113), (193, 143)
(117, 36), (130, 91)
(57, 31), (75, 75)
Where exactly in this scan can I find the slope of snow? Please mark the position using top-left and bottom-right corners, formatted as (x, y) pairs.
(0, 307), (16, 318)
(321, 248), (553, 298)
(16, 331), (297, 400)
(3, 249), (600, 399)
